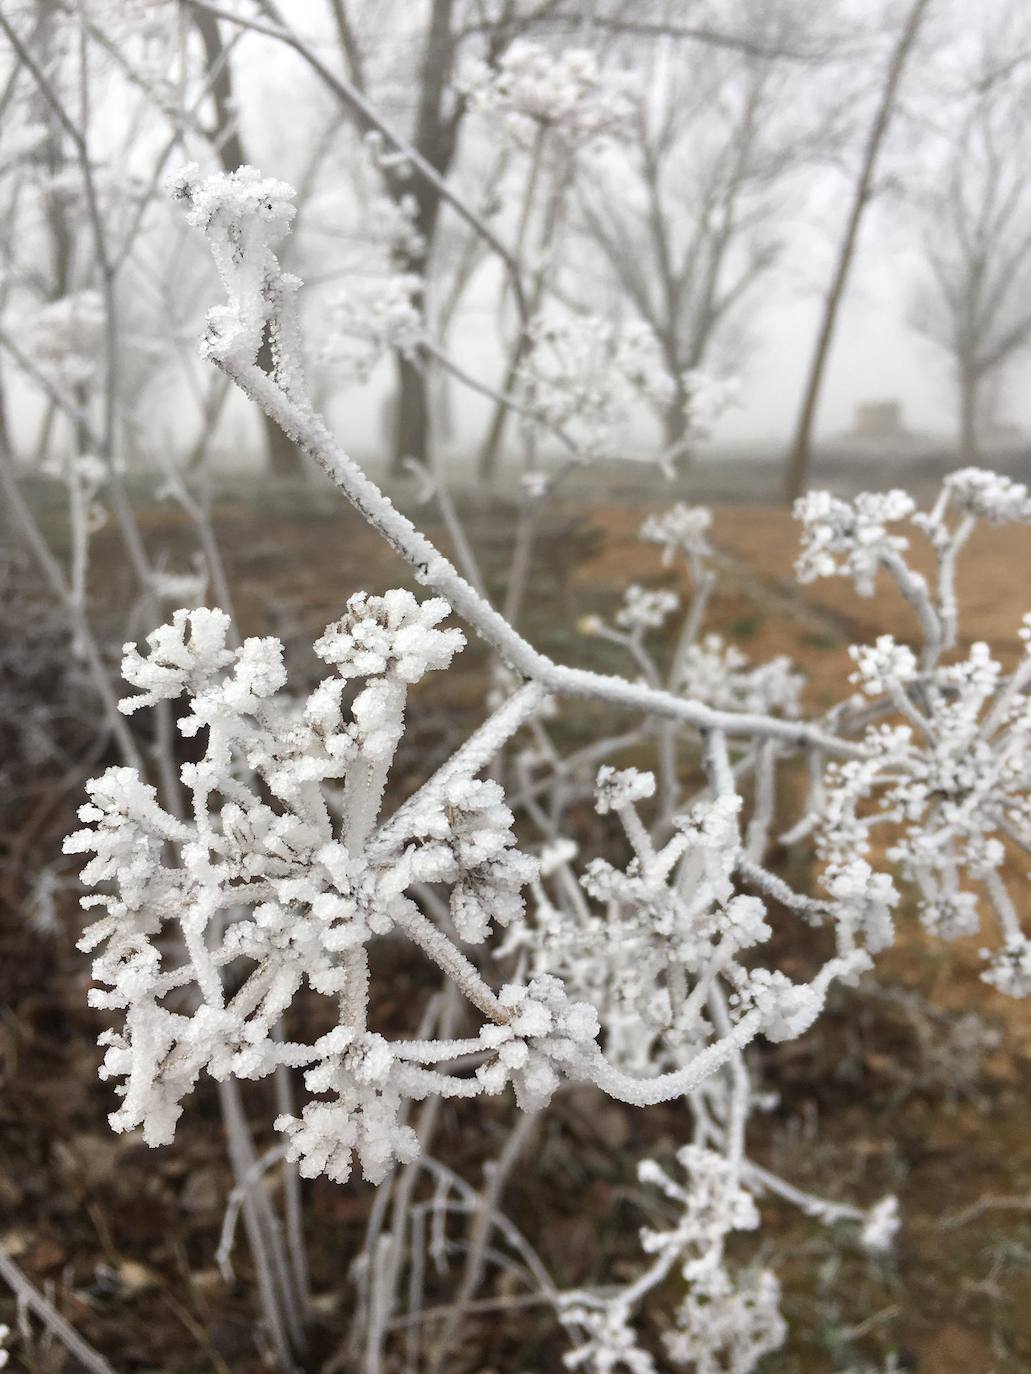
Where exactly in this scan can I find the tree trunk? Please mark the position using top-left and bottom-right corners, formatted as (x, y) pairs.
(783, 0), (933, 503)
(663, 389), (691, 463)
(395, 353), (430, 474)
(388, 0), (458, 476)
(959, 367), (980, 463)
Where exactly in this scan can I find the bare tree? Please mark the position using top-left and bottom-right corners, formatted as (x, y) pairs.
(910, 33), (1031, 461)
(783, 0), (933, 501)
(574, 0), (842, 462)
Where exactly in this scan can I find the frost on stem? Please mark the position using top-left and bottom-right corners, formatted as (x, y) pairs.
(504, 770), (868, 1079)
(64, 591), (556, 1182)
(166, 163), (301, 381)
(792, 471), (1031, 993)
(562, 1148), (785, 1374)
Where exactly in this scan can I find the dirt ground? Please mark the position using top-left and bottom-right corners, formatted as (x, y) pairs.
(2, 487), (1031, 1373)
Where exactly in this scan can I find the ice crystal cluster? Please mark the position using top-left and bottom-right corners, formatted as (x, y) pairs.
(516, 313), (676, 464)
(506, 771), (865, 1079)
(321, 172), (426, 381)
(24, 290), (106, 389)
(461, 40), (639, 149)
(65, 593), (563, 1181)
(166, 163), (301, 380)
(794, 469), (1031, 996)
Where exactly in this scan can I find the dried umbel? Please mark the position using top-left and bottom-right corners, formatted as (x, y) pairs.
(67, 589), (867, 1195)
(57, 162), (1031, 1372)
(66, 592), (540, 1180)
(460, 40), (640, 150)
(792, 474), (1031, 993)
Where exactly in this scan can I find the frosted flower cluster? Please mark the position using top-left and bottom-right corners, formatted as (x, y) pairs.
(677, 635), (803, 718)
(516, 313), (674, 464)
(615, 585), (679, 633)
(562, 1148), (785, 1374)
(640, 503), (713, 567)
(64, 593), (564, 1180)
(794, 489), (915, 596)
(509, 772), (867, 1078)
(323, 271), (424, 381)
(24, 290), (106, 389)
(817, 630), (1031, 987)
(940, 467), (1031, 523)
(789, 475), (1031, 994)
(461, 41), (639, 150)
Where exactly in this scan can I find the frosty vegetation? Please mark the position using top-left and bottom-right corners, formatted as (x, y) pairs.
(3, 5), (1030, 1371)
(51, 163), (1031, 1373)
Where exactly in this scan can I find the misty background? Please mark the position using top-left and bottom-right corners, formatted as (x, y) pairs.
(3, 0), (1031, 492)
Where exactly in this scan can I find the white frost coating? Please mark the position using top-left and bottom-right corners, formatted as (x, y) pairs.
(860, 1195), (900, 1253)
(515, 312), (676, 466)
(940, 467), (1031, 523)
(616, 585), (679, 633)
(593, 765), (656, 814)
(138, 162), (1031, 1367)
(65, 597), (541, 1178)
(794, 488), (915, 596)
(460, 41), (639, 150)
(640, 502), (713, 566)
(314, 590), (464, 682)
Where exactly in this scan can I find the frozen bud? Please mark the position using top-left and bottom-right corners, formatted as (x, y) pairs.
(510, 997), (553, 1038)
(943, 468), (1031, 523)
(119, 607), (234, 712)
(919, 891), (980, 941)
(981, 937), (1031, 999)
(848, 635), (918, 696)
(561, 1000), (601, 1043)
(718, 895), (771, 951)
(745, 970), (824, 1043)
(167, 162), (295, 249)
(539, 837), (577, 876)
(861, 1195), (900, 1252)
(794, 488), (914, 596)
(595, 765), (656, 814)
(640, 502), (712, 565)
(824, 860), (899, 954)
(616, 584), (679, 632)
(315, 590), (464, 682)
